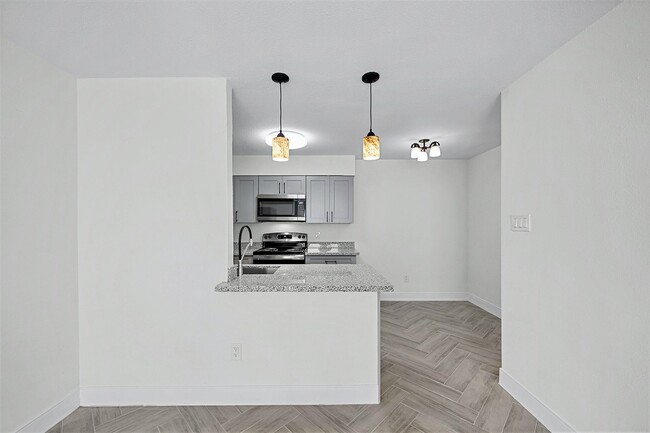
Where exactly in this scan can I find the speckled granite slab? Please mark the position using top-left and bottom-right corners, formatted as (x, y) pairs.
(306, 242), (359, 256)
(216, 264), (393, 292)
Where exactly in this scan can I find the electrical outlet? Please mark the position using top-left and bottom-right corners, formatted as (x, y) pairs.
(510, 214), (531, 232)
(231, 343), (242, 361)
(403, 275), (409, 283)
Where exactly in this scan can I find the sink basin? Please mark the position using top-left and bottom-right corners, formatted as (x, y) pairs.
(241, 266), (279, 275)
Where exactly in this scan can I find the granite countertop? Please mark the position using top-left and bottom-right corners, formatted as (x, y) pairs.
(305, 242), (359, 256)
(215, 264), (393, 293)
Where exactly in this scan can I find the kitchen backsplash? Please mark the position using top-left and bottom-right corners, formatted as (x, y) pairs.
(234, 222), (356, 242)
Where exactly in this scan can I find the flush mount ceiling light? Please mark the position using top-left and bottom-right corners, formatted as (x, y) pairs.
(265, 130), (307, 149)
(362, 72), (380, 161)
(271, 72), (290, 162)
(410, 139), (441, 162)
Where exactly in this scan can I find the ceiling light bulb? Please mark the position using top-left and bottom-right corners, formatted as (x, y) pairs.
(429, 144), (441, 158)
(410, 147), (420, 159)
(417, 150), (428, 162)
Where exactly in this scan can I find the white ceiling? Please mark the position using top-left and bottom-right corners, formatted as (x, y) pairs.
(1, 1), (618, 159)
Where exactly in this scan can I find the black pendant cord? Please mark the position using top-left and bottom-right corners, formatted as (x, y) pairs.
(279, 82), (283, 134)
(369, 82), (373, 133)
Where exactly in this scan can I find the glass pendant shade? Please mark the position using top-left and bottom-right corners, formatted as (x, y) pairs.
(417, 150), (428, 162)
(429, 145), (441, 158)
(272, 135), (289, 162)
(363, 135), (381, 161)
(410, 147), (420, 159)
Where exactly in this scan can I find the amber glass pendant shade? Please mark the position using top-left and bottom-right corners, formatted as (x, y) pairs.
(272, 135), (289, 162)
(363, 135), (380, 161)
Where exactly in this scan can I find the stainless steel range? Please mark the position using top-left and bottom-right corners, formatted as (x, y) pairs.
(253, 232), (308, 264)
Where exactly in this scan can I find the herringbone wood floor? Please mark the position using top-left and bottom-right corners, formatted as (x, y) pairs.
(48, 301), (548, 433)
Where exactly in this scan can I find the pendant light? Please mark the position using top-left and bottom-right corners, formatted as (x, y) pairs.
(271, 72), (290, 162)
(362, 72), (380, 160)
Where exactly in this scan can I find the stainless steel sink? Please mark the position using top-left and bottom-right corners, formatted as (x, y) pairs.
(241, 266), (279, 275)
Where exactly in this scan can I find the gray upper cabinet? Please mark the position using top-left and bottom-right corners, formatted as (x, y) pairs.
(258, 176), (283, 194)
(330, 176), (354, 224)
(306, 176), (329, 223)
(259, 176), (305, 195)
(283, 176), (306, 194)
(233, 176), (258, 223)
(306, 176), (353, 224)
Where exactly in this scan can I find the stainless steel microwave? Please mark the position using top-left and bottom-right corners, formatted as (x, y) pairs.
(257, 194), (306, 222)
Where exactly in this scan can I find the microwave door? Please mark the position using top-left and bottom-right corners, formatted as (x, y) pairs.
(257, 196), (305, 222)
(258, 199), (295, 217)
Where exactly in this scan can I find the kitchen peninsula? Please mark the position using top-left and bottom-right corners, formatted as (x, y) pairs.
(214, 264), (392, 405)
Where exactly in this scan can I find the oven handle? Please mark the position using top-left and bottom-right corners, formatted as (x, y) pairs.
(253, 254), (305, 261)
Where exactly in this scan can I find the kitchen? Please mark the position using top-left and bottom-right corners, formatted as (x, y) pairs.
(2, 2), (649, 433)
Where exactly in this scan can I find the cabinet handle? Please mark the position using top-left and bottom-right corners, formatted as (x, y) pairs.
(278, 184), (281, 193)
(235, 210), (238, 222)
(326, 211), (328, 223)
(283, 183), (286, 193)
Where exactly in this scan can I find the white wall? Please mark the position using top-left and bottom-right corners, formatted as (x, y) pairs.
(236, 159), (468, 294)
(234, 155), (355, 176)
(1, 39), (79, 432)
(467, 147), (501, 313)
(78, 78), (232, 391)
(501, 2), (650, 431)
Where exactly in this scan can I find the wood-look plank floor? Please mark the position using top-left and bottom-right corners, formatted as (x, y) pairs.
(48, 301), (548, 433)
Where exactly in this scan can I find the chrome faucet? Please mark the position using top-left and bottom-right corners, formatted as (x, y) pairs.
(238, 225), (253, 277)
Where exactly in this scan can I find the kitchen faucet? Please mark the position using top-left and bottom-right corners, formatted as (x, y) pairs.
(238, 225), (253, 277)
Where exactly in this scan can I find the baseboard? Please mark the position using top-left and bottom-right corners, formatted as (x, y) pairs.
(499, 369), (575, 432)
(380, 291), (468, 301)
(17, 389), (79, 433)
(380, 292), (501, 318)
(80, 384), (379, 406)
(467, 293), (501, 318)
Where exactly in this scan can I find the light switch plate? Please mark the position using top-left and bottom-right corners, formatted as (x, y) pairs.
(510, 214), (531, 232)
(231, 343), (242, 361)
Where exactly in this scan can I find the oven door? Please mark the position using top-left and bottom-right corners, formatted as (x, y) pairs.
(257, 194), (306, 222)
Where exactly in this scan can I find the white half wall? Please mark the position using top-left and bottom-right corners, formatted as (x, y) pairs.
(236, 159), (468, 294)
(78, 78), (233, 394)
(467, 147), (501, 315)
(501, 2), (650, 431)
(1, 39), (79, 433)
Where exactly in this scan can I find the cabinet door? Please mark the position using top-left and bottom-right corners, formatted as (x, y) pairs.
(233, 176), (258, 223)
(329, 176), (354, 224)
(306, 176), (329, 223)
(258, 176), (283, 194)
(283, 176), (306, 194)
